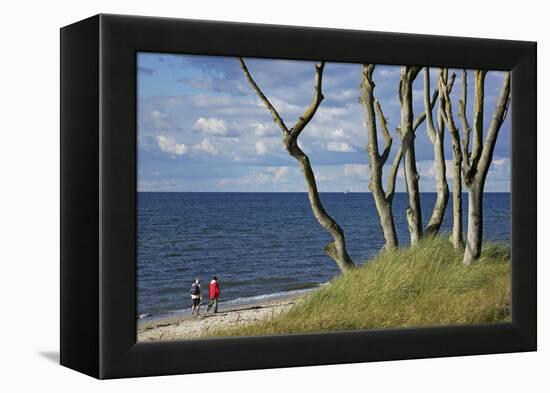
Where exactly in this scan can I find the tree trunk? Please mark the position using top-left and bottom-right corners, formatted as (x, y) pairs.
(462, 71), (510, 265)
(448, 69), (465, 249)
(424, 68), (450, 236)
(360, 64), (398, 251)
(450, 146), (463, 249)
(439, 71), (465, 249)
(399, 66), (423, 245)
(238, 58), (355, 272)
(463, 180), (483, 265)
(286, 139), (355, 271)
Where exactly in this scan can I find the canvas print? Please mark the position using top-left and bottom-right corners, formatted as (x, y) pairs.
(136, 53), (511, 341)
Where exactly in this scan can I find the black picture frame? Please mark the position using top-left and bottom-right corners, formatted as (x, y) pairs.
(60, 14), (537, 379)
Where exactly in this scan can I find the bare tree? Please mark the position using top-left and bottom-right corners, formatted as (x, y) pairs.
(238, 58), (355, 272)
(440, 70), (511, 265)
(399, 66), (423, 245)
(439, 69), (466, 249)
(423, 68), (456, 237)
(361, 65), (450, 250)
(359, 64), (398, 250)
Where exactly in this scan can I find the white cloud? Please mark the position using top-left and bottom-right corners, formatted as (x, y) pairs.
(315, 173), (332, 182)
(218, 166), (291, 187)
(150, 110), (164, 129)
(151, 110), (161, 120)
(489, 157), (510, 177)
(378, 67), (401, 77)
(193, 117), (228, 135)
(493, 158), (508, 167)
(326, 141), (355, 152)
(157, 135), (188, 156)
(418, 160), (436, 179)
(417, 160), (457, 181)
(255, 141), (268, 155)
(272, 167), (289, 181)
(252, 122), (278, 137)
(259, 97), (302, 116)
(330, 89), (356, 102)
(344, 164), (369, 180)
(193, 138), (219, 155)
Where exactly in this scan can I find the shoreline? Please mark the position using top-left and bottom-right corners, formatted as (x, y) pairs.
(137, 291), (308, 341)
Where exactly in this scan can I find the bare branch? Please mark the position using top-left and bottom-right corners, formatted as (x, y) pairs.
(238, 57), (290, 135)
(289, 62), (325, 139)
(470, 69), (487, 172)
(374, 99), (393, 166)
(385, 146), (403, 203)
(413, 71), (455, 133)
(476, 71), (511, 179)
(436, 70), (455, 136)
(408, 66), (422, 81)
(439, 77), (460, 143)
(413, 87), (438, 132)
(458, 69), (472, 181)
(424, 67), (437, 143)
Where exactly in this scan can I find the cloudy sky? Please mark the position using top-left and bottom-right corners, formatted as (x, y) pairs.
(137, 53), (510, 192)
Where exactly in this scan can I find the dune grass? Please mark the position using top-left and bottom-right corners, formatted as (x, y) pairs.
(205, 236), (510, 338)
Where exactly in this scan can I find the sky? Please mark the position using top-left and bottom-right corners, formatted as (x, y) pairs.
(137, 53), (510, 192)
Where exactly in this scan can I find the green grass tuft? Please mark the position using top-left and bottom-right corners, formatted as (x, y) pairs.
(205, 236), (510, 338)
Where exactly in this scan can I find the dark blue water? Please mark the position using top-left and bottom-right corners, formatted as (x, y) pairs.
(137, 192), (510, 319)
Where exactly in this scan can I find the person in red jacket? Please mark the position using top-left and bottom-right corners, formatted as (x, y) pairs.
(206, 276), (220, 314)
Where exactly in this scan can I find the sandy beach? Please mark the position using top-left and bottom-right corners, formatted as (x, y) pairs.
(137, 292), (306, 341)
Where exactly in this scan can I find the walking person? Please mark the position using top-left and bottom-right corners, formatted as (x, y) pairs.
(190, 278), (202, 316)
(206, 276), (220, 314)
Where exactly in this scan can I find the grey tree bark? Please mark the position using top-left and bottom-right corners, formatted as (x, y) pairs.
(399, 66), (423, 245)
(238, 58), (355, 272)
(440, 70), (511, 265)
(359, 65), (398, 251)
(439, 70), (465, 249)
(462, 71), (511, 265)
(423, 67), (451, 237)
(359, 65), (452, 249)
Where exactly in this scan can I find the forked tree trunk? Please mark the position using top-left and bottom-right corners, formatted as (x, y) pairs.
(440, 72), (466, 249)
(440, 69), (511, 265)
(360, 64), (398, 251)
(462, 71), (511, 266)
(424, 68), (450, 236)
(238, 58), (355, 272)
(399, 66), (423, 245)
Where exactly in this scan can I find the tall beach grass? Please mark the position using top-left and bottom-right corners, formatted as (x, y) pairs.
(205, 236), (510, 338)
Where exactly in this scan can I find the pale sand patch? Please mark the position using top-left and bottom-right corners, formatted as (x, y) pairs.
(137, 294), (306, 341)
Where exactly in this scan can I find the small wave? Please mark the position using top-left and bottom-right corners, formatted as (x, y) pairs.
(166, 252), (183, 257)
(220, 286), (318, 307)
(138, 286), (325, 322)
(284, 282), (321, 291)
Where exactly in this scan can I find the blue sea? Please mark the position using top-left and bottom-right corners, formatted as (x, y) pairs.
(137, 192), (510, 320)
